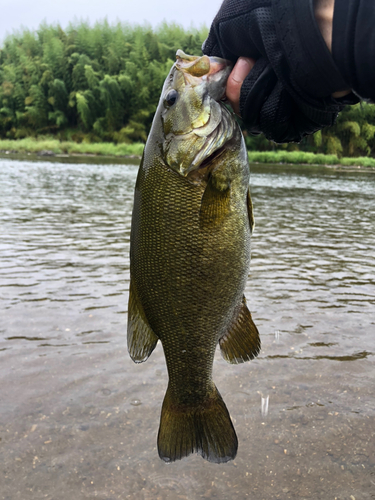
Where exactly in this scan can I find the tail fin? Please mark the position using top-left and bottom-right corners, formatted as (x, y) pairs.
(157, 385), (238, 463)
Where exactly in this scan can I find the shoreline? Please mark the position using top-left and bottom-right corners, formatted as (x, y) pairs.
(0, 140), (374, 172)
(247, 150), (375, 171)
(0, 149), (142, 160)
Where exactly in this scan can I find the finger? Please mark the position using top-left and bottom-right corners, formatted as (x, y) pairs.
(226, 57), (256, 114)
(239, 58), (277, 132)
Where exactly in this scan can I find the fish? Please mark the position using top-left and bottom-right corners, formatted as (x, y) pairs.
(127, 50), (260, 464)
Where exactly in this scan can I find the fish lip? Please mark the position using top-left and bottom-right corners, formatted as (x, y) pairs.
(207, 57), (232, 77)
(206, 58), (232, 102)
(175, 50), (232, 101)
(176, 50), (232, 77)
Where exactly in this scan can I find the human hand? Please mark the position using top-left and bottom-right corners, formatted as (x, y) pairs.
(203, 0), (353, 142)
(225, 1), (349, 113)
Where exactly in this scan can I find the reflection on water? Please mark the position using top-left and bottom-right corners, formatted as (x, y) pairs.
(0, 158), (374, 499)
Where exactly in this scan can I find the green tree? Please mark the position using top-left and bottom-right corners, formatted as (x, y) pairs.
(0, 19), (374, 157)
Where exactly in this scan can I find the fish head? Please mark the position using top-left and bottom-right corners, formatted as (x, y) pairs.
(159, 50), (235, 177)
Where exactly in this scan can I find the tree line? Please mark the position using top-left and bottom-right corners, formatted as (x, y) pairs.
(0, 21), (206, 144)
(1, 21), (374, 157)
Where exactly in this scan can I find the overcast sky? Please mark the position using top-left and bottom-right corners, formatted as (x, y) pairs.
(1, 0), (221, 41)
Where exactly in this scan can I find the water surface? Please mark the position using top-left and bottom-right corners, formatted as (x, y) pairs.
(1, 158), (374, 499)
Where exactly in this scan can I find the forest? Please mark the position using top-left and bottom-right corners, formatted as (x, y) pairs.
(1, 21), (375, 158)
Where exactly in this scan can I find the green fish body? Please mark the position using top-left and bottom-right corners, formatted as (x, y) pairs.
(128, 51), (260, 463)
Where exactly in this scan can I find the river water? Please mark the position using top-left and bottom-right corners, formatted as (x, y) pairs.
(0, 156), (374, 500)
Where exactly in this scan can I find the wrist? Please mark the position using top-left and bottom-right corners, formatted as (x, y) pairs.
(313, 0), (351, 98)
(313, 0), (335, 52)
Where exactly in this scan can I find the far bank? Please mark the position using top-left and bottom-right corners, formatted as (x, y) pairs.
(1, 138), (375, 171)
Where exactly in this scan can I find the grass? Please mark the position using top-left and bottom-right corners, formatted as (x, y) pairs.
(247, 150), (375, 168)
(0, 137), (145, 157)
(1, 138), (375, 168)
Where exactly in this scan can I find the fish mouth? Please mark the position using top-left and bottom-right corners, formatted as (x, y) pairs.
(176, 50), (232, 101)
(176, 50), (229, 76)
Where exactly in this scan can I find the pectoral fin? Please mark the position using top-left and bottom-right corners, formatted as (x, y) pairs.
(199, 174), (230, 229)
(127, 279), (158, 363)
(247, 188), (255, 234)
(219, 296), (260, 364)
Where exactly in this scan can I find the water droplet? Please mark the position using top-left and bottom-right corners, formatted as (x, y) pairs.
(102, 388), (111, 396)
(261, 394), (269, 417)
(130, 399), (142, 406)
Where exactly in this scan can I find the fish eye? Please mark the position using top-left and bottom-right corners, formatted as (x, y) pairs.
(164, 89), (178, 107)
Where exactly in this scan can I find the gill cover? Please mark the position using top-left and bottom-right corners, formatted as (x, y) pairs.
(161, 50), (234, 176)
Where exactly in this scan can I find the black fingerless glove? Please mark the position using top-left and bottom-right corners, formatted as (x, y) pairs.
(203, 0), (359, 143)
(332, 0), (375, 103)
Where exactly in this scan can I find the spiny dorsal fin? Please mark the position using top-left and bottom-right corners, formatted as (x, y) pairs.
(127, 280), (158, 363)
(219, 296), (260, 364)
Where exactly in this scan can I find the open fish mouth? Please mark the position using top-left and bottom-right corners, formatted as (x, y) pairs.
(175, 50), (229, 77)
(175, 49), (232, 101)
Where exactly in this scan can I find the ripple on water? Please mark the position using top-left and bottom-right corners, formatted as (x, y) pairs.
(0, 158), (375, 499)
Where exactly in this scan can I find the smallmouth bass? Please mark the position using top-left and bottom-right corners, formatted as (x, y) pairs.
(128, 50), (260, 463)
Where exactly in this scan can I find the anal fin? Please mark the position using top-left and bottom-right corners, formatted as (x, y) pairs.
(127, 279), (158, 363)
(219, 296), (260, 364)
